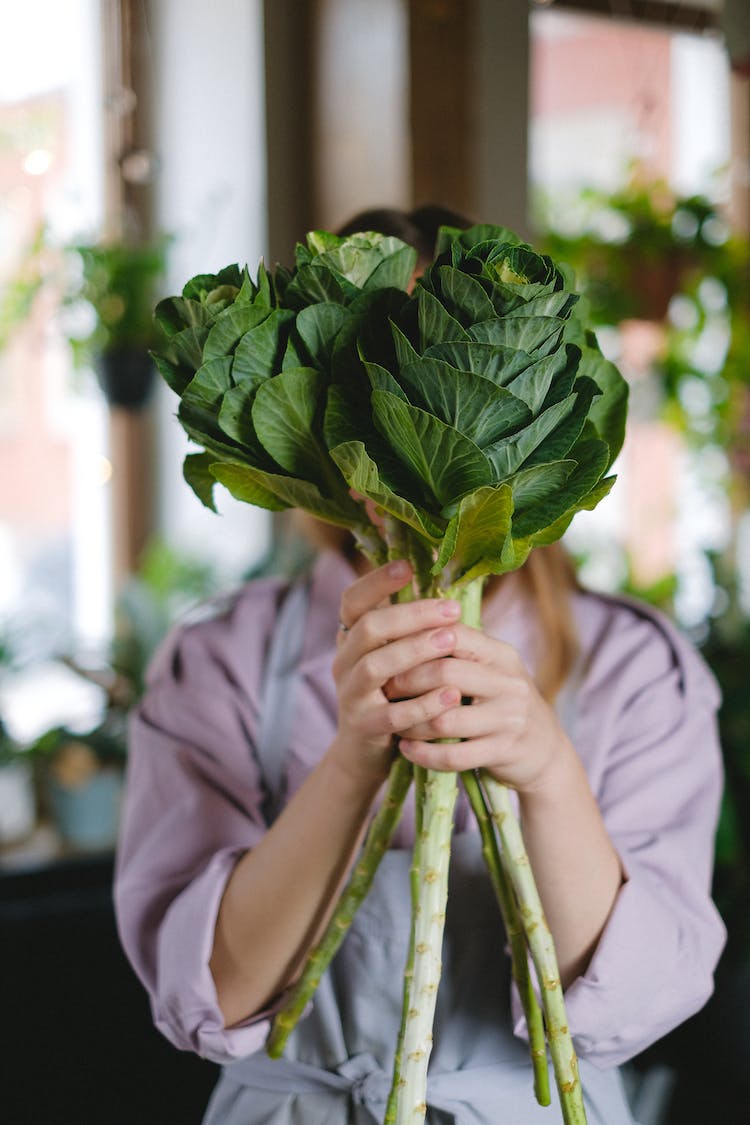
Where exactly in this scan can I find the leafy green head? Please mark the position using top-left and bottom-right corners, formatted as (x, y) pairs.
(153, 224), (629, 588)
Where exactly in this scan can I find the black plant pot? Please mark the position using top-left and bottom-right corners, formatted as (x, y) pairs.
(94, 346), (155, 410)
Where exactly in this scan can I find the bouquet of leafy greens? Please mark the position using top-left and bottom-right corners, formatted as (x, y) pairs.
(153, 225), (628, 1125)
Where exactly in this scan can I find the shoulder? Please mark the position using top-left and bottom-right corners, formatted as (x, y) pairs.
(570, 587), (720, 711)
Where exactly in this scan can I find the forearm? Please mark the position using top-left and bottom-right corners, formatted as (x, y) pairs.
(210, 741), (384, 1027)
(518, 736), (624, 988)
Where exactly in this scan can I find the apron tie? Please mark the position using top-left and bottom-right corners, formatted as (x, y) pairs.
(337, 1052), (393, 1113)
(220, 1049), (518, 1122)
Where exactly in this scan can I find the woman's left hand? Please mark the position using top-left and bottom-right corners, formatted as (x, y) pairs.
(389, 623), (569, 794)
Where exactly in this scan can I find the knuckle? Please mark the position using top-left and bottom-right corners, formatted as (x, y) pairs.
(383, 705), (402, 734)
(441, 745), (464, 772)
(359, 650), (383, 686)
(432, 710), (456, 737)
(359, 614), (381, 647)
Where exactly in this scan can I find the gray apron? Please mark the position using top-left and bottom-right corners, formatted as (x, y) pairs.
(202, 580), (637, 1125)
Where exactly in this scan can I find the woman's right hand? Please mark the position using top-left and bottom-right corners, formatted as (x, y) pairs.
(329, 559), (463, 786)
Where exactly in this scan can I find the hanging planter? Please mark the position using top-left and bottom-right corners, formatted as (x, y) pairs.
(62, 236), (169, 403)
(94, 345), (155, 409)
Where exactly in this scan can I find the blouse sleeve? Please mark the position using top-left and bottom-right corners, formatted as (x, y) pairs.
(114, 581), (287, 1064)
(512, 597), (727, 1069)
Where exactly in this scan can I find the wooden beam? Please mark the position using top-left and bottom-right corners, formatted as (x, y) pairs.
(100, 0), (155, 584)
(408, 0), (474, 216)
(263, 0), (316, 265)
(546, 0), (718, 33)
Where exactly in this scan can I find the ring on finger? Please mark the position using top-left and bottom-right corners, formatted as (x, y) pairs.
(338, 619), (350, 634)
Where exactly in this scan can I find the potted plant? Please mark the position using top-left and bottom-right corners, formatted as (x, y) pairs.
(537, 174), (729, 324)
(63, 236), (169, 409)
(32, 718), (127, 850)
(29, 537), (216, 850)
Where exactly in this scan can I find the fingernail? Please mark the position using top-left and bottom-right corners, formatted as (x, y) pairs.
(388, 560), (411, 579)
(440, 600), (460, 618)
(432, 628), (455, 649)
(440, 688), (460, 706)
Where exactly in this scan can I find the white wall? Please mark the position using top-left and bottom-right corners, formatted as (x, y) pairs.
(150, 0), (271, 581)
(314, 0), (410, 228)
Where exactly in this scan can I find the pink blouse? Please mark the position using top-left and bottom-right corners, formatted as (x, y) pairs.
(114, 550), (726, 1068)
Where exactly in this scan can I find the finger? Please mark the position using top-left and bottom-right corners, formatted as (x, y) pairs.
(400, 698), (508, 743)
(339, 559), (414, 629)
(346, 625), (459, 695)
(386, 656), (499, 702)
(339, 600), (461, 670)
(448, 624), (528, 676)
(360, 685), (463, 740)
(399, 733), (502, 774)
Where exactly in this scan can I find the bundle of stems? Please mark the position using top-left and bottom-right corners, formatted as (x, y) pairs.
(267, 565), (587, 1125)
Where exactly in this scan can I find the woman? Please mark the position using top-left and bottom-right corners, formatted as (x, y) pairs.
(114, 209), (726, 1124)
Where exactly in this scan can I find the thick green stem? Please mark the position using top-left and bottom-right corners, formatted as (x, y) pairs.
(265, 753), (413, 1058)
(482, 775), (588, 1125)
(385, 764), (426, 1124)
(387, 576), (484, 1124)
(392, 768), (458, 1124)
(461, 770), (550, 1106)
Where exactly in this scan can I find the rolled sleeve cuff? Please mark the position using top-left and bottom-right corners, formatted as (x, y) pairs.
(154, 847), (280, 1064)
(511, 870), (725, 1069)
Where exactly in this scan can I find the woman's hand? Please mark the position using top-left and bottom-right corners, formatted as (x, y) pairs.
(391, 624), (570, 795)
(328, 560), (465, 787)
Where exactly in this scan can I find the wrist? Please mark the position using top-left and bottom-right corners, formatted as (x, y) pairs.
(517, 732), (584, 812)
(324, 735), (392, 802)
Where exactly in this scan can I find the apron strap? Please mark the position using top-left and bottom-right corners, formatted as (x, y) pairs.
(255, 573), (312, 824)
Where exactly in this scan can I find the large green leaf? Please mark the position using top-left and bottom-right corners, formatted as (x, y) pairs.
(210, 461), (361, 526)
(485, 394), (578, 479)
(151, 352), (193, 396)
(177, 398), (250, 463)
(166, 324), (211, 372)
(324, 384), (431, 507)
(183, 451), (219, 512)
(330, 441), (444, 543)
(232, 308), (295, 381)
(154, 296), (215, 338)
(218, 379), (265, 446)
(423, 340), (534, 386)
(434, 266), (496, 325)
(397, 357), (532, 446)
(363, 244), (417, 291)
(417, 289), (469, 348)
(371, 389), (493, 506)
(182, 264), (244, 301)
(467, 315), (564, 356)
(512, 438), (610, 538)
(182, 357), (234, 408)
(508, 460), (576, 511)
(331, 288), (410, 380)
(527, 474), (616, 548)
(319, 233), (416, 289)
(390, 320), (421, 369)
(504, 291), (578, 320)
(521, 376), (601, 467)
(203, 302), (272, 360)
(251, 367), (333, 486)
(434, 484), (515, 582)
(295, 303), (349, 372)
(577, 347), (629, 468)
(285, 260), (357, 308)
(504, 345), (580, 414)
(363, 359), (408, 399)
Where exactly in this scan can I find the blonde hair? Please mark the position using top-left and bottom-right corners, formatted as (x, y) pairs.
(293, 514), (579, 702)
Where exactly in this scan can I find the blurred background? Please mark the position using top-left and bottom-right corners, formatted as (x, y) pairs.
(0, 1), (748, 1122)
